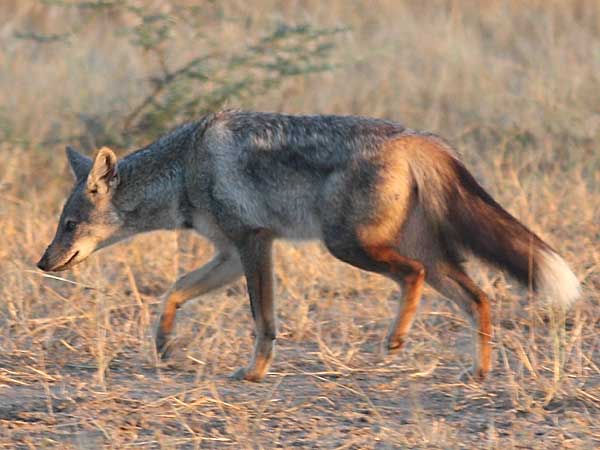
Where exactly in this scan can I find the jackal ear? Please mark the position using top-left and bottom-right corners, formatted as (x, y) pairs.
(66, 146), (92, 181)
(87, 147), (119, 195)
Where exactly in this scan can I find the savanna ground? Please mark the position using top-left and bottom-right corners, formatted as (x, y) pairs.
(1, 1), (599, 448)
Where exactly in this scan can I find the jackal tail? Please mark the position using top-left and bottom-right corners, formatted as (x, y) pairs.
(412, 148), (580, 309)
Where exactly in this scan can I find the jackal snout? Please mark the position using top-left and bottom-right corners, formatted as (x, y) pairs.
(36, 250), (50, 271)
(37, 241), (80, 272)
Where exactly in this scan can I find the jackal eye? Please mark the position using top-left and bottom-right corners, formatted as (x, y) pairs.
(64, 220), (78, 232)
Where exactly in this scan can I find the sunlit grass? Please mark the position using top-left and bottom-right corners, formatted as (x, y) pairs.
(0, 1), (598, 448)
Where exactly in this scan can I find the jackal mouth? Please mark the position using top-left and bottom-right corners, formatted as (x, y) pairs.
(52, 251), (80, 271)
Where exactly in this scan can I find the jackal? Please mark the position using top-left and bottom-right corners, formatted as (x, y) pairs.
(38, 110), (580, 381)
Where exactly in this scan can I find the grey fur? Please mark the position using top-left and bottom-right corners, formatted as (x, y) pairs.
(66, 146), (92, 181)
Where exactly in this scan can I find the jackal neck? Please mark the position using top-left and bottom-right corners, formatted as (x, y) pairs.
(112, 122), (199, 231)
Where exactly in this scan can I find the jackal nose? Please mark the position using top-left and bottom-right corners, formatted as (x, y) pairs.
(36, 255), (48, 271)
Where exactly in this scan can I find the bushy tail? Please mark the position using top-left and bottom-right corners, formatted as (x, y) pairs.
(412, 148), (580, 309)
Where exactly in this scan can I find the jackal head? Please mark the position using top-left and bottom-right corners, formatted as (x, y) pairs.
(37, 146), (124, 272)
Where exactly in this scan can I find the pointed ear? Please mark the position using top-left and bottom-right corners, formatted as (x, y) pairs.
(66, 145), (92, 181)
(87, 147), (119, 194)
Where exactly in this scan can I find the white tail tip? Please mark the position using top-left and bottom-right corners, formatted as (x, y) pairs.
(536, 250), (581, 309)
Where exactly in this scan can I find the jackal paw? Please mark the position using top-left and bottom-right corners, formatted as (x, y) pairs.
(385, 336), (406, 354)
(229, 367), (265, 382)
(155, 330), (175, 360)
(459, 366), (488, 383)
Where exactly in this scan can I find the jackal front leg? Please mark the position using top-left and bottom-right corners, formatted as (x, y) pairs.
(156, 251), (242, 358)
(230, 230), (276, 382)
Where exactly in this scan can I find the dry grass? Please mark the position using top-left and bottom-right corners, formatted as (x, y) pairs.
(1, 1), (599, 448)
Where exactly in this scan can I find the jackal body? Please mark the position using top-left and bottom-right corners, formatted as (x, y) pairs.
(38, 110), (580, 381)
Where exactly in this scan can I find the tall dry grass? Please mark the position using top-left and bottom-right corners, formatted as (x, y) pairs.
(0, 1), (599, 448)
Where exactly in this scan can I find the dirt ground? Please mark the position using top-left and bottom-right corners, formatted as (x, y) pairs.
(1, 254), (599, 448)
(2, 349), (597, 449)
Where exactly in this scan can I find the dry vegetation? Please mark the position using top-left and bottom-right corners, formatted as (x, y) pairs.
(1, 1), (599, 448)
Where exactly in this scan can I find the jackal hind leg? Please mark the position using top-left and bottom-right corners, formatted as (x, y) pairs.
(229, 230), (276, 382)
(363, 247), (425, 353)
(156, 250), (243, 358)
(428, 265), (492, 381)
(324, 236), (426, 355)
